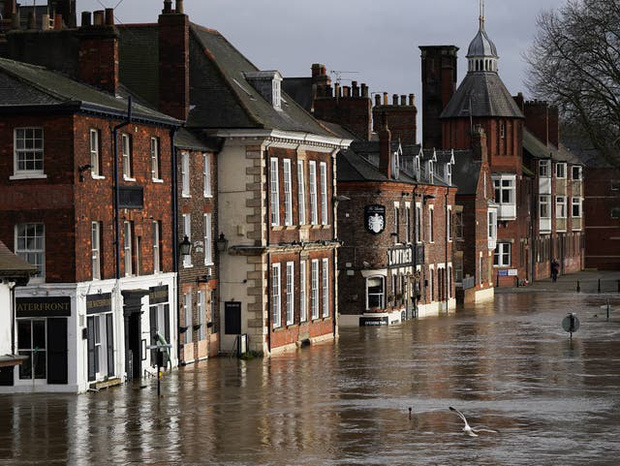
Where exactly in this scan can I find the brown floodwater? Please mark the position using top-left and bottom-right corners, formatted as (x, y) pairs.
(1, 291), (620, 465)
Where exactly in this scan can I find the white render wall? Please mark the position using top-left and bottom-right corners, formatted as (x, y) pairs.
(0, 282), (12, 356)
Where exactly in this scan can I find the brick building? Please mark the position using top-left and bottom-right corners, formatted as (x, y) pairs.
(114, 1), (349, 355)
(0, 56), (180, 392)
(420, 11), (585, 286)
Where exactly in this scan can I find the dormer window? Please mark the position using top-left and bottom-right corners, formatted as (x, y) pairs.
(428, 161), (434, 183)
(244, 70), (283, 110)
(446, 163), (453, 185)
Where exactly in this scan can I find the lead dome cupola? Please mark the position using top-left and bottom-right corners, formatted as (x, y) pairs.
(467, 13), (498, 73)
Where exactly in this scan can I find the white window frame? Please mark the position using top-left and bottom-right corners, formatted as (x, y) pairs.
(92, 222), (101, 280)
(16, 223), (45, 281)
(184, 292), (193, 344)
(197, 290), (206, 340)
(123, 221), (132, 276)
(204, 213), (213, 266)
(539, 160), (551, 178)
(571, 197), (582, 218)
(14, 127), (44, 177)
(270, 158), (280, 226)
(539, 195), (551, 218)
(405, 204), (411, 244)
(309, 161), (318, 225)
(556, 162), (567, 179)
(286, 262), (294, 325)
(153, 220), (161, 274)
(446, 163), (453, 185)
(556, 196), (567, 219)
(121, 133), (132, 180)
(321, 258), (329, 318)
(90, 129), (101, 178)
(494, 242), (511, 267)
(487, 211), (497, 242)
(151, 137), (161, 181)
(283, 159), (293, 226)
(494, 176), (515, 205)
(428, 206), (434, 243)
(320, 162), (328, 225)
(311, 259), (319, 319)
(447, 206), (452, 242)
(297, 161), (306, 225)
(366, 276), (385, 310)
(203, 153), (212, 197)
(272, 263), (281, 328)
(182, 214), (192, 268)
(181, 152), (190, 197)
(571, 166), (582, 180)
(415, 203), (422, 243)
(300, 260), (307, 323)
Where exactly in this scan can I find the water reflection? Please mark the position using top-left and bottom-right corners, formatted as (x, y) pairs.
(1, 292), (619, 465)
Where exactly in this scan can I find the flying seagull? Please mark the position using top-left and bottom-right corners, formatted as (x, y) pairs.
(449, 407), (499, 437)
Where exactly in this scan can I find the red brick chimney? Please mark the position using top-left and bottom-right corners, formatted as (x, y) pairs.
(522, 99), (560, 148)
(78, 9), (119, 95)
(471, 125), (488, 163)
(372, 92), (418, 145)
(158, 0), (190, 121)
(379, 113), (392, 179)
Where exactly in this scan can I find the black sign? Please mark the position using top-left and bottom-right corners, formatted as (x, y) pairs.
(365, 205), (386, 235)
(16, 296), (71, 318)
(225, 301), (242, 335)
(149, 285), (169, 305)
(86, 293), (112, 315)
(388, 246), (414, 267)
(119, 186), (144, 209)
(360, 315), (389, 326)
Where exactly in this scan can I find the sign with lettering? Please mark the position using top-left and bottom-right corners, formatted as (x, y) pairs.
(149, 285), (169, 305)
(388, 246), (414, 267)
(360, 315), (389, 326)
(86, 293), (112, 315)
(365, 205), (386, 235)
(497, 269), (509, 276)
(16, 296), (71, 318)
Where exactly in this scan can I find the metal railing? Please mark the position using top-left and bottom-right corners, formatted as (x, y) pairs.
(462, 276), (476, 290)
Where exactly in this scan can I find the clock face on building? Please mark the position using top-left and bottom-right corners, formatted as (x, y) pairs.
(365, 205), (386, 235)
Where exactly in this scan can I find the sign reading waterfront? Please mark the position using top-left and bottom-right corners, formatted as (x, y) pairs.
(16, 296), (71, 317)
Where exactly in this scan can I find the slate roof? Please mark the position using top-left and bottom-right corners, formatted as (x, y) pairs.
(282, 77), (314, 113)
(175, 128), (222, 152)
(0, 241), (36, 278)
(467, 21), (498, 58)
(523, 129), (582, 165)
(440, 72), (524, 119)
(0, 57), (180, 125)
(452, 150), (482, 195)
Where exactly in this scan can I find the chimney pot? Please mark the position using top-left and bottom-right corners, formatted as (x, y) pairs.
(176, 0), (185, 14)
(375, 94), (381, 106)
(93, 10), (105, 26)
(361, 84), (368, 98)
(105, 8), (115, 26)
(409, 94), (415, 106)
(163, 0), (172, 14)
(54, 14), (63, 30)
(383, 92), (388, 105)
(42, 14), (50, 31)
(334, 83), (341, 98)
(81, 11), (92, 27)
(393, 94), (399, 106)
(352, 81), (359, 97)
(343, 86), (350, 98)
(401, 95), (407, 106)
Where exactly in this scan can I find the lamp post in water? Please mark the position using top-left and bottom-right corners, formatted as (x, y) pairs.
(562, 313), (580, 339)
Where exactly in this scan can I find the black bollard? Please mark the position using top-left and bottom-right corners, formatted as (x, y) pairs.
(598, 279), (601, 293)
(577, 281), (580, 293)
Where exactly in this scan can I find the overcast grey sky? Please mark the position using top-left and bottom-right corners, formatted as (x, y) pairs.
(80, 0), (567, 103)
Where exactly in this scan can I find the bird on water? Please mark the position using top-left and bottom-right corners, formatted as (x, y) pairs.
(449, 406), (499, 437)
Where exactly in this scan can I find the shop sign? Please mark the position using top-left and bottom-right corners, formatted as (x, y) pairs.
(365, 205), (386, 235)
(388, 246), (414, 267)
(86, 293), (112, 315)
(149, 285), (169, 305)
(16, 296), (71, 317)
(360, 316), (389, 326)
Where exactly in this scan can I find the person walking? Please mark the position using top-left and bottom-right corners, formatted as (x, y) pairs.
(551, 259), (559, 282)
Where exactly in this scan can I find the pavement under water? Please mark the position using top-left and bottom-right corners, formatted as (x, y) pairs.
(1, 290), (620, 465)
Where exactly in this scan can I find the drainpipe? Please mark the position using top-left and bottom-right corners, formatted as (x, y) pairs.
(113, 96), (133, 280)
(445, 191), (449, 310)
(170, 127), (180, 363)
(265, 146), (272, 354)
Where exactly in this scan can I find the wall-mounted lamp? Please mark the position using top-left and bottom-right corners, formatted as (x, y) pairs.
(216, 233), (228, 252)
(179, 235), (192, 256)
(78, 164), (92, 182)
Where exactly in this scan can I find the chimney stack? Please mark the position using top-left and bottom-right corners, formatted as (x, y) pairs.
(158, 0), (190, 120)
(78, 9), (120, 94)
(379, 113), (392, 179)
(472, 125), (488, 163)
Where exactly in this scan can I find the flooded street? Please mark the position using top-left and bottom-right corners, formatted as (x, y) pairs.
(2, 291), (620, 465)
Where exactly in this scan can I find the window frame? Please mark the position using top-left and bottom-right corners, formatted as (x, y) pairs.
(92, 221), (102, 280)
(297, 161), (306, 225)
(203, 153), (212, 198)
(309, 161), (318, 225)
(300, 260), (307, 323)
(151, 137), (161, 181)
(153, 220), (161, 274)
(311, 259), (319, 320)
(14, 127), (45, 177)
(16, 223), (45, 281)
(270, 158), (280, 226)
(556, 196), (567, 219)
(121, 133), (133, 180)
(272, 263), (282, 328)
(181, 151), (190, 197)
(123, 221), (133, 276)
(286, 262), (294, 325)
(493, 242), (511, 267)
(204, 213), (213, 266)
(90, 129), (103, 178)
(556, 162), (567, 179)
(571, 197), (582, 218)
(366, 276), (385, 310)
(320, 162), (329, 226)
(283, 159), (293, 226)
(321, 258), (329, 318)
